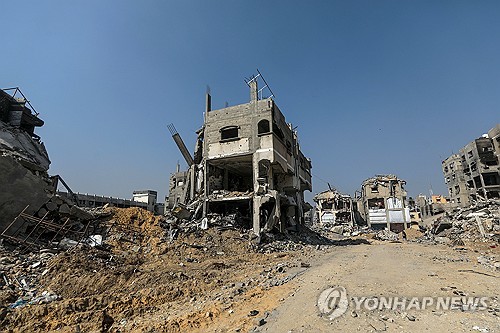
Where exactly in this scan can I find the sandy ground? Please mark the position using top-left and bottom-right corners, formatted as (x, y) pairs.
(261, 241), (499, 333)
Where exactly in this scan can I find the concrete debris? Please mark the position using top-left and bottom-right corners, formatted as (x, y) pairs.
(0, 244), (57, 310)
(0, 118), (52, 230)
(375, 229), (400, 241)
(427, 199), (500, 245)
(477, 255), (499, 271)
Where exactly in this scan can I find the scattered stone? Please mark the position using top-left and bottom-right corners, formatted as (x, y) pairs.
(70, 205), (94, 220)
(248, 310), (259, 317)
(45, 202), (58, 212)
(375, 229), (399, 241)
(59, 204), (70, 215)
(37, 208), (48, 218)
(256, 318), (266, 326)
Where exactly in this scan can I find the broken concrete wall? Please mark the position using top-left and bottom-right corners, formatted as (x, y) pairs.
(0, 121), (52, 229)
(0, 89), (52, 231)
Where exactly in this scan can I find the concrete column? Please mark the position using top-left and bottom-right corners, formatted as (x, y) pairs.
(252, 154), (261, 235)
(202, 162), (208, 217)
(250, 80), (258, 102)
(253, 196), (261, 236)
(190, 165), (196, 200)
(479, 174), (488, 198)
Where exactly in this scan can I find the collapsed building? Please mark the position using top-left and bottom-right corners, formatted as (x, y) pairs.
(0, 88), (52, 230)
(356, 174), (410, 232)
(416, 194), (452, 219)
(442, 124), (500, 207)
(167, 74), (312, 235)
(313, 189), (354, 227)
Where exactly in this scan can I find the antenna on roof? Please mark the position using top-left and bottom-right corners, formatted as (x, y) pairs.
(244, 69), (275, 100)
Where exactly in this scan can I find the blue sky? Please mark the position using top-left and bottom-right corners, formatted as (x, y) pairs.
(1, 1), (499, 202)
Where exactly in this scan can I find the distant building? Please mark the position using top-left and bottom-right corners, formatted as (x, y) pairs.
(416, 194), (453, 219)
(132, 190), (158, 212)
(313, 189), (354, 226)
(58, 189), (164, 214)
(166, 169), (188, 209)
(356, 174), (410, 232)
(442, 124), (500, 207)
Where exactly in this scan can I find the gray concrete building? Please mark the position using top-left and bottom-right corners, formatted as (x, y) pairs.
(132, 190), (158, 212)
(313, 189), (354, 227)
(442, 124), (500, 207)
(58, 190), (164, 214)
(356, 174), (410, 232)
(166, 167), (188, 210)
(0, 87), (53, 229)
(442, 154), (470, 206)
(168, 74), (312, 235)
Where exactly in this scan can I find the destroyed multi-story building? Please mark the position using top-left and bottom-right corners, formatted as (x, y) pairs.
(166, 164), (188, 210)
(0, 87), (52, 229)
(442, 124), (500, 207)
(167, 74), (312, 235)
(416, 194), (452, 219)
(356, 174), (410, 232)
(313, 189), (354, 227)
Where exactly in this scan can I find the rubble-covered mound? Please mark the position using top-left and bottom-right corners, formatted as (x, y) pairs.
(427, 200), (500, 246)
(0, 207), (328, 332)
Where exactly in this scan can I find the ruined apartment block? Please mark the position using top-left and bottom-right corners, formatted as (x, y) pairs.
(313, 189), (354, 227)
(416, 194), (451, 219)
(0, 87), (52, 229)
(357, 175), (410, 232)
(168, 74), (312, 235)
(442, 124), (500, 207)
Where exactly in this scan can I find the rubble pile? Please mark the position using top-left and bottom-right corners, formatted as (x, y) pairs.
(429, 199), (500, 245)
(1, 194), (103, 252)
(257, 224), (365, 253)
(374, 229), (400, 241)
(208, 190), (253, 200)
(34, 194), (94, 221)
(0, 207), (314, 332)
(310, 222), (357, 237)
(0, 246), (59, 315)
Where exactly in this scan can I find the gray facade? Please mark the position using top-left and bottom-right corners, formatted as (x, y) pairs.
(168, 75), (312, 236)
(313, 190), (354, 226)
(58, 190), (164, 214)
(357, 175), (410, 232)
(442, 124), (500, 207)
(0, 88), (53, 229)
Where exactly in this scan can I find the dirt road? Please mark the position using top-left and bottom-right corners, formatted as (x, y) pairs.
(261, 241), (499, 333)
